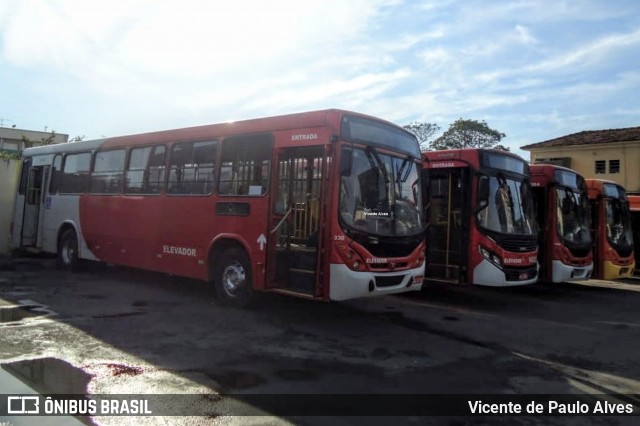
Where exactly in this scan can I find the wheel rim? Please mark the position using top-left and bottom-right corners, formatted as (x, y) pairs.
(62, 238), (76, 265)
(221, 262), (246, 297)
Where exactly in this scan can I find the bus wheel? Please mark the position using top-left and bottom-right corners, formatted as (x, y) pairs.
(57, 229), (79, 270)
(214, 249), (253, 307)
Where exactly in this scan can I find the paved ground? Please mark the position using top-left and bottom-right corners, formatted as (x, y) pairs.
(1, 256), (639, 425)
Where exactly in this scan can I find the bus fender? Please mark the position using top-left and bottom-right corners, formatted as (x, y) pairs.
(56, 220), (98, 262)
(206, 234), (255, 285)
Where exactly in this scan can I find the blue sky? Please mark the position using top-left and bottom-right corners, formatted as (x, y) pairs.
(0, 0), (638, 158)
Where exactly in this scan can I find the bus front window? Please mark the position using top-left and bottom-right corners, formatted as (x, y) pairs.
(340, 147), (423, 237)
(605, 198), (634, 248)
(555, 188), (591, 245)
(477, 175), (537, 236)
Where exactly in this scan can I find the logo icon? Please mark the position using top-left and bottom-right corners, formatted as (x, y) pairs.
(7, 396), (40, 414)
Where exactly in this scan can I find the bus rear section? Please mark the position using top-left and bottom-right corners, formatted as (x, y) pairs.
(422, 149), (538, 286)
(530, 164), (593, 283)
(11, 109), (425, 305)
(586, 179), (634, 280)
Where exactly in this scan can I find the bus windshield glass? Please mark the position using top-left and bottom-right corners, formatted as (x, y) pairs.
(341, 115), (420, 157)
(477, 175), (537, 236)
(340, 147), (423, 237)
(605, 198), (633, 249)
(481, 151), (528, 175)
(555, 187), (591, 245)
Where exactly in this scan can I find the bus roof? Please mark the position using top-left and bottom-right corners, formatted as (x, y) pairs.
(530, 163), (577, 175)
(422, 147), (526, 163)
(585, 178), (628, 200)
(22, 108), (412, 156)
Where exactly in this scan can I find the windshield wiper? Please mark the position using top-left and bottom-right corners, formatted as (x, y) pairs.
(365, 146), (390, 185)
(364, 147), (395, 225)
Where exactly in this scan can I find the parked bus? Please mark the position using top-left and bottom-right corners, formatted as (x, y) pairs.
(422, 148), (538, 286)
(585, 179), (634, 279)
(11, 109), (426, 305)
(629, 195), (640, 274)
(529, 164), (593, 282)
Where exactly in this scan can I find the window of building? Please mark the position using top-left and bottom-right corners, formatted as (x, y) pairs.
(90, 149), (126, 194)
(595, 160), (606, 174)
(218, 134), (273, 196)
(167, 140), (217, 195)
(609, 159), (620, 174)
(59, 152), (92, 194)
(125, 145), (166, 194)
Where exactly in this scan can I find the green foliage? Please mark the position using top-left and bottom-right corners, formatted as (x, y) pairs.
(21, 130), (57, 149)
(0, 150), (21, 162)
(431, 118), (506, 150)
(403, 121), (441, 152)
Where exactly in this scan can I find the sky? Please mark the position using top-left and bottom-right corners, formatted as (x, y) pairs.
(0, 0), (639, 159)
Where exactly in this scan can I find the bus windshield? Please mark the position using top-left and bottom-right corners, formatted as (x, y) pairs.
(340, 147), (423, 237)
(605, 198), (633, 249)
(555, 187), (591, 245)
(477, 175), (537, 236)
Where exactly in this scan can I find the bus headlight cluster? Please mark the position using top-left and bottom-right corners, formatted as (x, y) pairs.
(336, 244), (365, 271)
(479, 245), (502, 268)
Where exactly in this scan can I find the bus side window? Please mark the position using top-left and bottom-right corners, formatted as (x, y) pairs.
(59, 152), (91, 194)
(50, 154), (62, 194)
(168, 140), (217, 195)
(90, 149), (126, 194)
(125, 145), (166, 195)
(218, 134), (273, 196)
(18, 158), (31, 195)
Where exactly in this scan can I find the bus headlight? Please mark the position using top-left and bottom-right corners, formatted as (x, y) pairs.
(336, 243), (366, 271)
(480, 245), (502, 268)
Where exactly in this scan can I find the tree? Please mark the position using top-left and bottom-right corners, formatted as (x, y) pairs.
(21, 130), (57, 149)
(403, 121), (441, 152)
(430, 118), (506, 151)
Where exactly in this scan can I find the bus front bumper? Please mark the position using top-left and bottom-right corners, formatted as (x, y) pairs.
(602, 260), (635, 280)
(473, 259), (538, 286)
(328, 263), (424, 301)
(551, 260), (593, 283)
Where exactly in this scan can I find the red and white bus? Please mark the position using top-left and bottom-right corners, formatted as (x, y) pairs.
(11, 109), (426, 305)
(629, 195), (640, 274)
(529, 164), (593, 282)
(422, 148), (538, 286)
(585, 179), (634, 280)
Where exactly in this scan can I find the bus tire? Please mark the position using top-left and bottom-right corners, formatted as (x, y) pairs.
(214, 249), (254, 307)
(57, 229), (79, 270)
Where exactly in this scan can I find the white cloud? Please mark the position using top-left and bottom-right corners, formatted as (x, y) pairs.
(1, 0), (394, 100)
(514, 25), (537, 45)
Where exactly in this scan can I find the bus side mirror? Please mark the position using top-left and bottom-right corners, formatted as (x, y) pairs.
(340, 146), (352, 177)
(477, 175), (489, 209)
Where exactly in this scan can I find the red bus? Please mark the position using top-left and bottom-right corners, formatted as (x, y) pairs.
(629, 195), (640, 274)
(11, 109), (426, 305)
(585, 179), (634, 279)
(422, 149), (538, 286)
(529, 164), (593, 282)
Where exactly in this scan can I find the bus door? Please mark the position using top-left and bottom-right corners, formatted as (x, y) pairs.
(267, 146), (327, 296)
(18, 160), (48, 248)
(425, 167), (469, 283)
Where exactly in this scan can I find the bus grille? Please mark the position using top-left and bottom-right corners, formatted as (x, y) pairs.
(504, 266), (537, 281)
(498, 238), (537, 252)
(375, 275), (405, 288)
